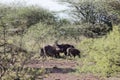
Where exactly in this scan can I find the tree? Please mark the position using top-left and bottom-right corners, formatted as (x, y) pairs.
(58, 0), (119, 37)
(0, 5), (57, 36)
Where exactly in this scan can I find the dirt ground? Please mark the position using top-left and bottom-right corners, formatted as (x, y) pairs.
(25, 59), (120, 80)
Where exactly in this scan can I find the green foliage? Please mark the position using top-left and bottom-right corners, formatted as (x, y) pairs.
(59, 0), (119, 37)
(23, 23), (54, 51)
(17, 6), (57, 26)
(0, 4), (57, 36)
(108, 0), (120, 15)
(76, 23), (112, 38)
(108, 0), (120, 25)
(23, 23), (78, 51)
(0, 1), (120, 79)
(0, 48), (45, 80)
(77, 26), (120, 77)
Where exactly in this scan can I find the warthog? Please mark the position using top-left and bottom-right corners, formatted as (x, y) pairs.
(54, 41), (74, 56)
(40, 45), (60, 58)
(67, 47), (80, 58)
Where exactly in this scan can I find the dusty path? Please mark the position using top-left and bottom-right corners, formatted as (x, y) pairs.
(26, 59), (78, 68)
(26, 59), (103, 80)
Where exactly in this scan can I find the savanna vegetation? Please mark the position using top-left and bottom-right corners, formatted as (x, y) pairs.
(0, 0), (120, 79)
(78, 26), (120, 77)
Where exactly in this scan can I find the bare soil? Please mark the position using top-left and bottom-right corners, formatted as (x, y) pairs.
(25, 58), (119, 80)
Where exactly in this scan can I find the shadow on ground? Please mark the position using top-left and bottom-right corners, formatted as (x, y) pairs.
(45, 67), (76, 73)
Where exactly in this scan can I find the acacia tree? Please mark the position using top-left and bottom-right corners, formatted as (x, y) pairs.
(58, 0), (119, 37)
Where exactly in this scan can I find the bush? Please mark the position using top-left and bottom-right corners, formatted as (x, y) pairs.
(79, 23), (112, 38)
(77, 26), (120, 77)
(0, 4), (57, 36)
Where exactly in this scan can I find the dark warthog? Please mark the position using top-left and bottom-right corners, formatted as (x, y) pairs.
(40, 45), (60, 58)
(67, 47), (80, 58)
(54, 41), (74, 56)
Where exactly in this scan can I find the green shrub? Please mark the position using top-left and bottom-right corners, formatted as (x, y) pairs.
(0, 4), (57, 37)
(78, 26), (120, 77)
